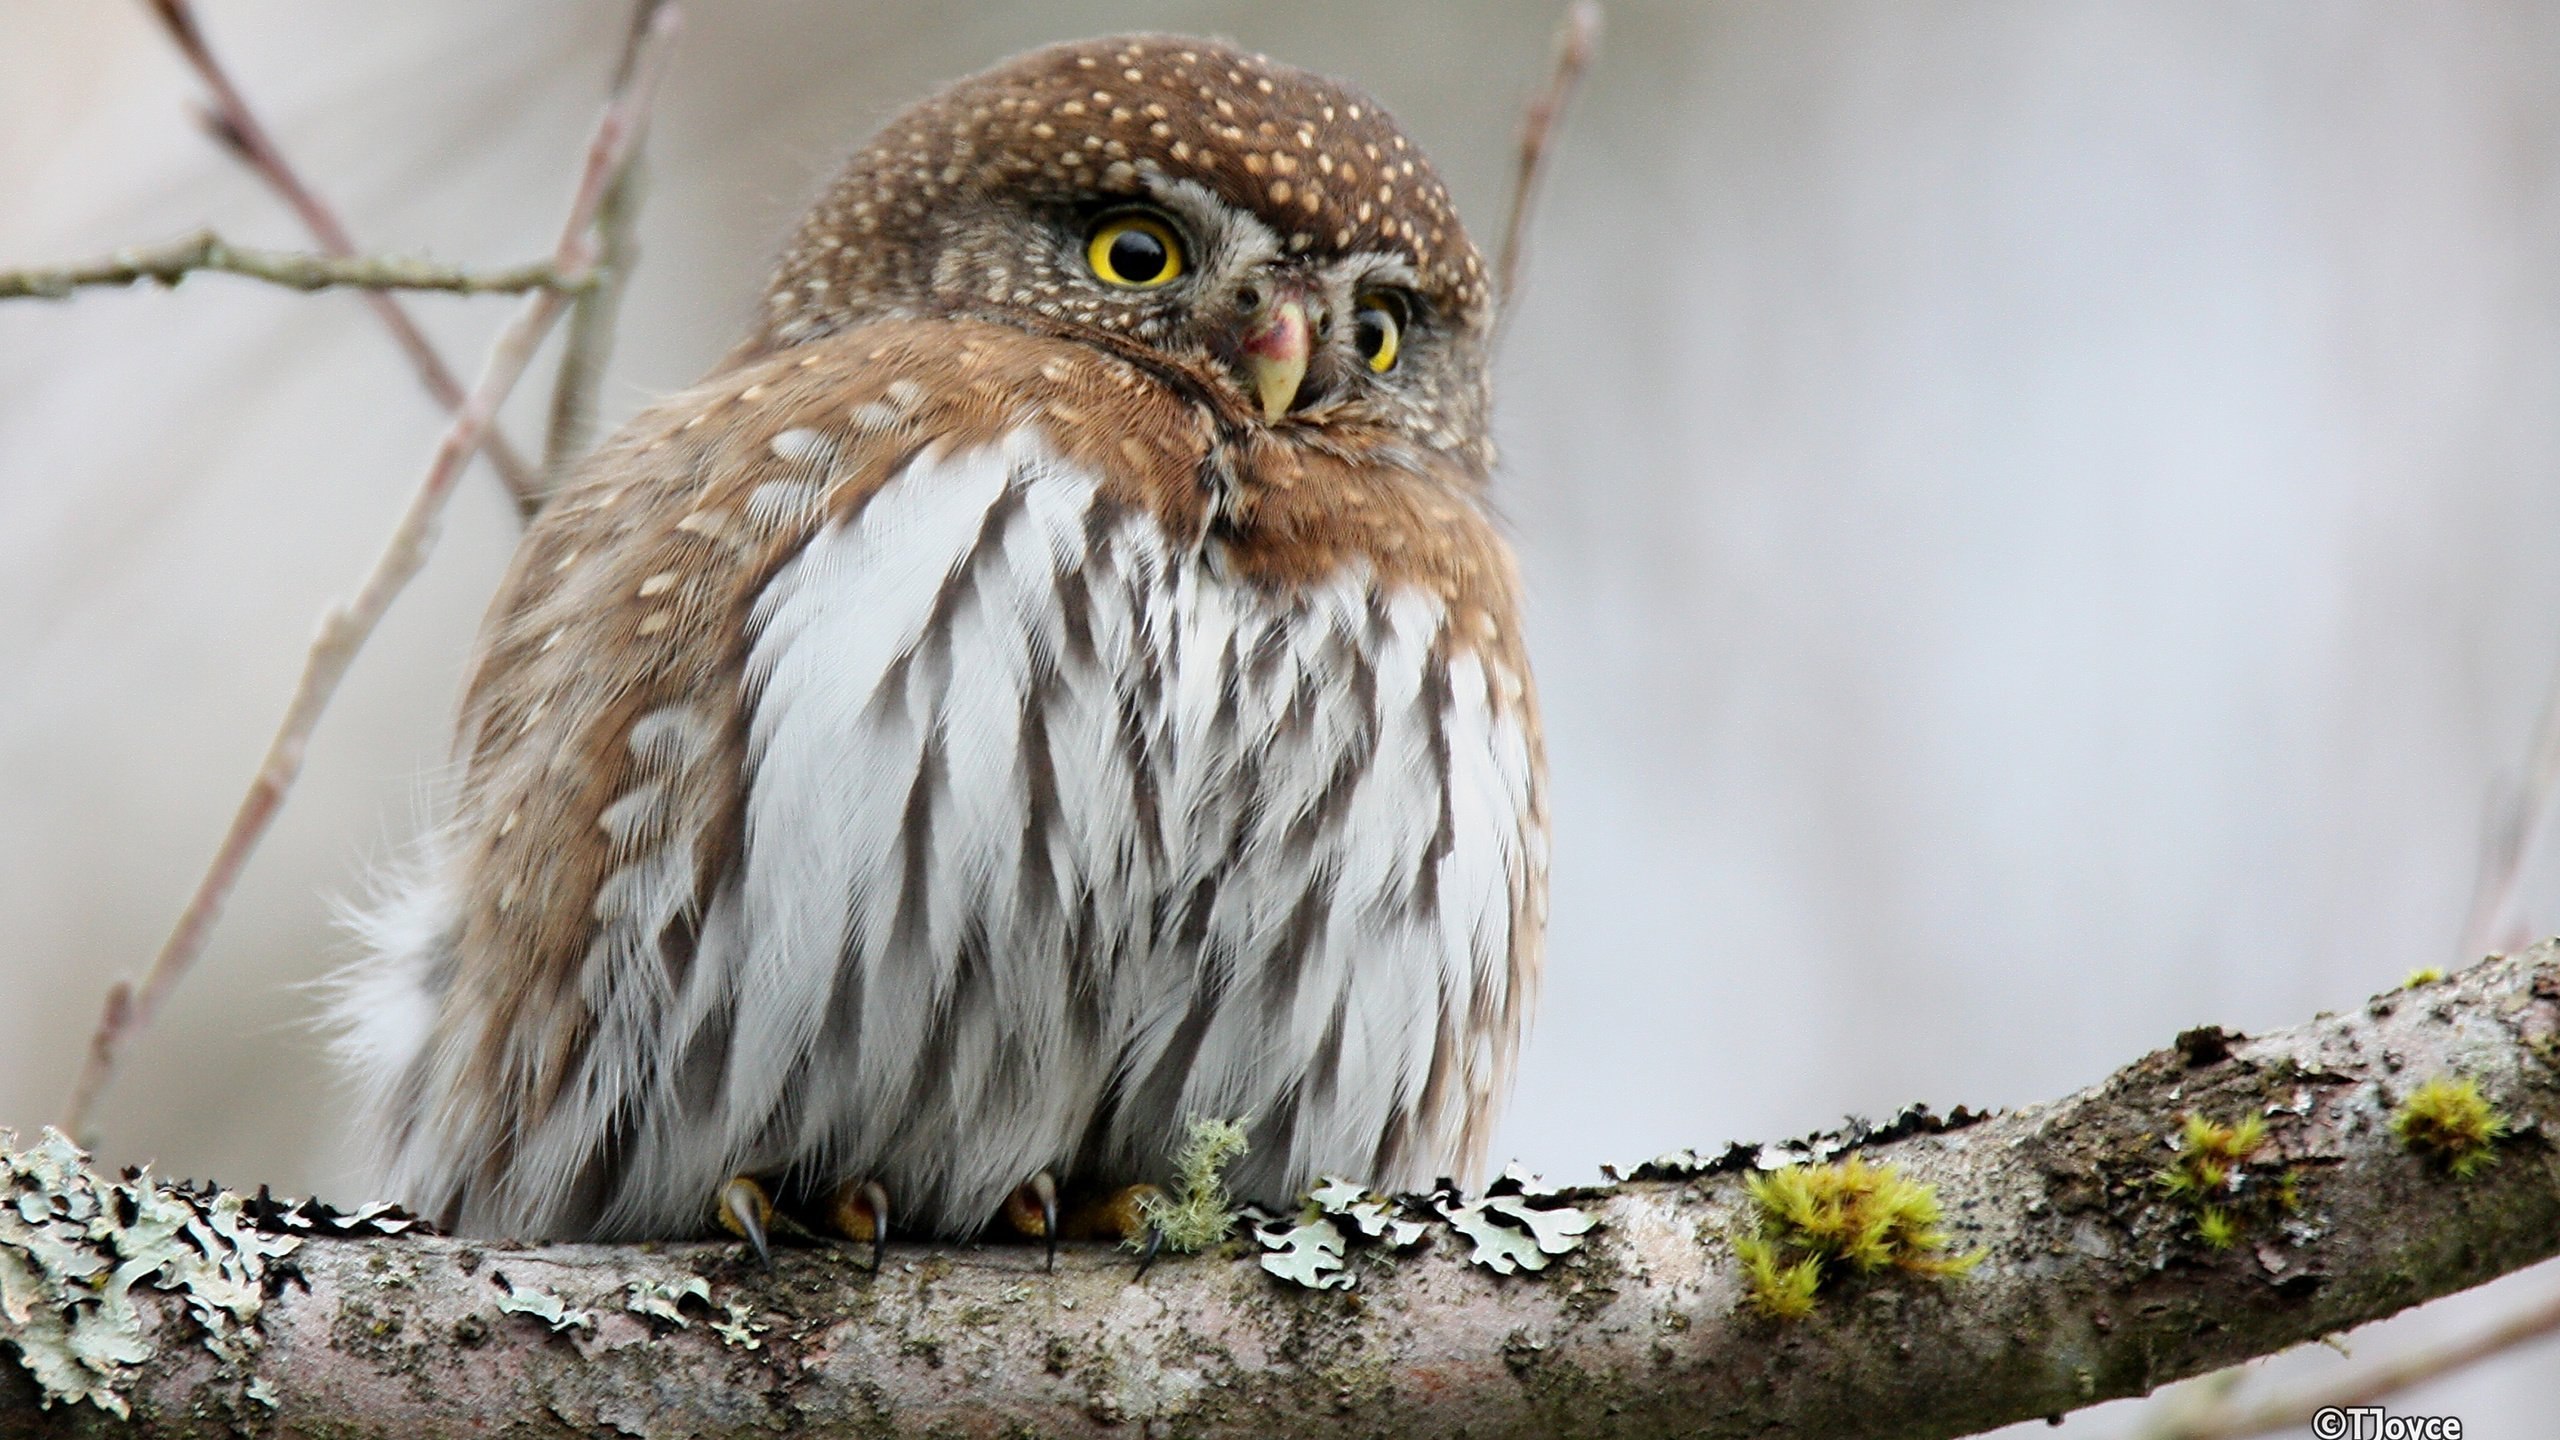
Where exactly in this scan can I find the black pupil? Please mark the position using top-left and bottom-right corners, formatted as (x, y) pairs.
(1355, 308), (1392, 359)
(1108, 227), (1167, 282)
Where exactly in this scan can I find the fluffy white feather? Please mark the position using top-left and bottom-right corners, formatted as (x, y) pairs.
(344, 428), (1537, 1239)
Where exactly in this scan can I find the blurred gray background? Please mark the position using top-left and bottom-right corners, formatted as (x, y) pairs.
(5, 1), (2557, 1431)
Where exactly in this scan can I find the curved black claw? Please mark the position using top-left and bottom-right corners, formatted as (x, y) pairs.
(1030, 1170), (1059, 1273)
(858, 1179), (891, 1272)
(718, 1176), (775, 1270)
(822, 1176), (891, 1270)
(1130, 1221), (1165, 1280)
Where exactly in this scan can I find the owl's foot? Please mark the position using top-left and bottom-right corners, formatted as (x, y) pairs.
(823, 1177), (892, 1271)
(1002, 1171), (1060, 1271)
(1084, 1184), (1167, 1278)
(1000, 1176), (1166, 1274)
(716, 1175), (777, 1269)
(1129, 1210), (1167, 1279)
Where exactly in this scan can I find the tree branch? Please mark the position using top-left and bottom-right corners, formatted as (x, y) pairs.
(139, 0), (546, 512)
(55, 7), (686, 1143)
(1495, 1), (1601, 313)
(11, 943), (2555, 1438)
(2460, 655), (2560, 959)
(538, 0), (676, 491)
(0, 231), (583, 301)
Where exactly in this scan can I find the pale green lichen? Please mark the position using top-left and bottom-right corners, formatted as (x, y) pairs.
(2393, 1075), (2510, 1179)
(493, 1275), (595, 1335)
(624, 1274), (713, 1327)
(710, 1300), (769, 1349)
(1256, 1182), (1389, 1289)
(0, 1127), (300, 1417)
(1135, 1117), (1250, 1255)
(1306, 1177), (1428, 1250)
(1736, 1156), (1977, 1320)
(1254, 1168), (1589, 1289)
(1435, 1176), (1595, 1276)
(1257, 1213), (1354, 1289)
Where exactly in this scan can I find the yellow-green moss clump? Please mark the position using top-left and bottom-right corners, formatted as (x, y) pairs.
(2154, 1112), (2291, 1248)
(2402, 967), (2445, 989)
(1734, 1156), (1978, 1320)
(2393, 1076), (2509, 1180)
(1136, 1117), (1250, 1254)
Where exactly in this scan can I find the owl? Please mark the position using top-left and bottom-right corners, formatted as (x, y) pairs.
(335, 33), (1545, 1261)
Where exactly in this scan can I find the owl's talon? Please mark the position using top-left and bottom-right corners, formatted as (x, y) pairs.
(717, 1176), (775, 1269)
(1002, 1171), (1061, 1272)
(1130, 1221), (1165, 1279)
(825, 1177), (892, 1271)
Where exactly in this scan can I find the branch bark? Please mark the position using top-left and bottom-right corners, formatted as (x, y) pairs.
(8, 944), (2555, 1439)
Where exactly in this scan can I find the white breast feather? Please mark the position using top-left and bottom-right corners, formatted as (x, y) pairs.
(348, 425), (1538, 1239)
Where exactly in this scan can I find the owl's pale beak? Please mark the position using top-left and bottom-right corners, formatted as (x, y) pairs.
(1240, 297), (1311, 422)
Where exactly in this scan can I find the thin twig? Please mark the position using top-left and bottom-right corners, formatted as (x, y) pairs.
(540, 0), (677, 492)
(1494, 0), (1601, 314)
(140, 0), (546, 514)
(60, 5), (686, 1140)
(0, 231), (584, 301)
(2156, 1278), (2560, 1440)
(2458, 661), (2560, 959)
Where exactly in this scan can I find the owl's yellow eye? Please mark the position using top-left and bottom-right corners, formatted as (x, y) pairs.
(1085, 214), (1185, 289)
(1352, 292), (1403, 373)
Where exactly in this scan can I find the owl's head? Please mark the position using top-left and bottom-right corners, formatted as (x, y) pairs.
(754, 34), (1492, 466)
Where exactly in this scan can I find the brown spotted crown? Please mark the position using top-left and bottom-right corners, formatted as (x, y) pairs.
(751, 35), (1491, 381)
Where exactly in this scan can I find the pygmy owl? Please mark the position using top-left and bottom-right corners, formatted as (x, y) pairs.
(337, 33), (1546, 1256)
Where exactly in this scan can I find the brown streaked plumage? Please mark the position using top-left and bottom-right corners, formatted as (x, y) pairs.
(337, 33), (1545, 1246)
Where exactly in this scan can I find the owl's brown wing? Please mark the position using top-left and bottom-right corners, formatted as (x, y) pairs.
(337, 318), (1218, 1239)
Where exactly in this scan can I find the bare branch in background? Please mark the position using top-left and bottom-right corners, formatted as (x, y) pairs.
(1495, 0), (1601, 315)
(0, 231), (584, 301)
(2157, 1278), (2560, 1440)
(59, 6), (686, 1141)
(139, 0), (547, 514)
(2459, 660), (2560, 959)
(15, 945), (2560, 1437)
(540, 0), (678, 491)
